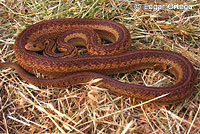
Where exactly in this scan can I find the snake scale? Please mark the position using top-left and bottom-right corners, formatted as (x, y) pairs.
(0, 18), (196, 103)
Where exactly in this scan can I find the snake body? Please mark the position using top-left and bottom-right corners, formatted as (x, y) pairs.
(0, 18), (195, 103)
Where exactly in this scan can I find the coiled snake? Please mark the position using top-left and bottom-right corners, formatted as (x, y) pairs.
(0, 18), (195, 103)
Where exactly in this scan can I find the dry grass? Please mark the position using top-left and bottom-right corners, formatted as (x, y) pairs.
(0, 0), (200, 133)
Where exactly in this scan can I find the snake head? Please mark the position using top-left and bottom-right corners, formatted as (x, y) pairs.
(25, 40), (48, 51)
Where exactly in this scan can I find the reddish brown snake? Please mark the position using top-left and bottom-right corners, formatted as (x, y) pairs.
(0, 18), (195, 103)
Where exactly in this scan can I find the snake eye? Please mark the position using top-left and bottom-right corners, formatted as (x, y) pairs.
(33, 44), (36, 48)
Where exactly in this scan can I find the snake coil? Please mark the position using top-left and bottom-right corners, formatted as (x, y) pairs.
(0, 18), (195, 103)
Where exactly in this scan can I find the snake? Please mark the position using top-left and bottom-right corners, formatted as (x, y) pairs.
(0, 18), (196, 103)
